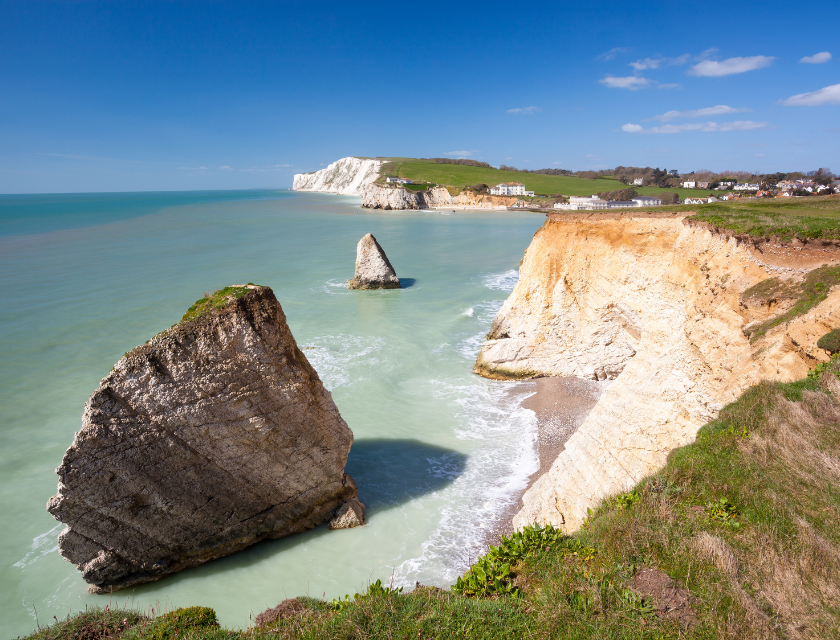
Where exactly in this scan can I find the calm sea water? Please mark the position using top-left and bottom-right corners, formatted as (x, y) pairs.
(0, 190), (544, 636)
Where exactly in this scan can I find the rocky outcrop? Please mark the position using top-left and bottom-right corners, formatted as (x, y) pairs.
(474, 214), (839, 533)
(47, 285), (359, 593)
(361, 184), (519, 210)
(347, 233), (400, 289)
(293, 157), (382, 195)
(361, 185), (452, 209)
(329, 497), (366, 529)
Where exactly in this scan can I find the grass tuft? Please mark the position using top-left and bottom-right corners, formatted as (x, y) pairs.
(181, 286), (256, 323)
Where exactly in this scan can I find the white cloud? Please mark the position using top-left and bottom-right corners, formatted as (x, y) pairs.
(445, 150), (478, 157)
(507, 106), (541, 115)
(689, 55), (775, 76)
(219, 165), (233, 170)
(622, 120), (770, 134)
(629, 54), (690, 71)
(599, 75), (651, 90)
(597, 47), (629, 61)
(780, 83), (840, 106)
(239, 164), (293, 172)
(800, 51), (832, 64)
(649, 105), (751, 121)
(630, 58), (661, 71)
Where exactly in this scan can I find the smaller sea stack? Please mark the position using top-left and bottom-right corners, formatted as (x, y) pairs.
(347, 233), (400, 289)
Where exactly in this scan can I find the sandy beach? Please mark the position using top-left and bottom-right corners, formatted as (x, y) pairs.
(489, 376), (605, 543)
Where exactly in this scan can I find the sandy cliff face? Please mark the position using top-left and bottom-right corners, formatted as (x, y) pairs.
(293, 157), (382, 195)
(474, 214), (839, 532)
(361, 185), (519, 210)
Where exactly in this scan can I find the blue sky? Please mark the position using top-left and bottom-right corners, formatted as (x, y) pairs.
(1, 0), (838, 193)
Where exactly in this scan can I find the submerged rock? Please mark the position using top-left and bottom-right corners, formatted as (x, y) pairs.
(47, 285), (357, 593)
(347, 233), (400, 289)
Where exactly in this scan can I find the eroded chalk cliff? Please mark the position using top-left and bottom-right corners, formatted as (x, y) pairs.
(361, 184), (519, 210)
(293, 157), (382, 195)
(474, 213), (839, 532)
(48, 285), (357, 593)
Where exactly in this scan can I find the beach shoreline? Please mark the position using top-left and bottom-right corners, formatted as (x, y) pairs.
(486, 376), (605, 545)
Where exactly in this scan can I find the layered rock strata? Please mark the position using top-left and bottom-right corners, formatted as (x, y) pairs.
(347, 233), (400, 289)
(361, 184), (519, 210)
(293, 157), (382, 195)
(47, 285), (359, 593)
(474, 214), (839, 533)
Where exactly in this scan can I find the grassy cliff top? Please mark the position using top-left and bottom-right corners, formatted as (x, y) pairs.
(373, 157), (703, 199)
(687, 195), (840, 241)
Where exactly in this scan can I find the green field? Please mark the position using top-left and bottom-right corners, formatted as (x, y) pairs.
(687, 195), (840, 240)
(375, 158), (709, 199)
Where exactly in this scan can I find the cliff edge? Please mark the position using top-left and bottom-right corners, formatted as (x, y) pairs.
(47, 285), (357, 593)
(293, 157), (382, 195)
(474, 213), (839, 532)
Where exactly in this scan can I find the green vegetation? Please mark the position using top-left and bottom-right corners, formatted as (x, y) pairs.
(818, 328), (840, 354)
(688, 195), (840, 241)
(374, 158), (705, 198)
(181, 286), (256, 323)
(145, 607), (219, 640)
(743, 265), (840, 341)
(401, 182), (437, 191)
(24, 357), (840, 639)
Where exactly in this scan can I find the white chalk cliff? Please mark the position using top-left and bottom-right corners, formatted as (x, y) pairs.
(474, 213), (839, 533)
(293, 157), (383, 195)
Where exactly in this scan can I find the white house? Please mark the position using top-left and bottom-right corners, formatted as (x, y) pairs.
(554, 195), (609, 210)
(490, 182), (534, 196)
(385, 177), (400, 183)
(685, 197), (710, 204)
(682, 181), (696, 189)
(715, 181), (736, 190)
(632, 196), (661, 207)
(632, 178), (644, 186)
(607, 201), (637, 209)
(733, 183), (760, 191)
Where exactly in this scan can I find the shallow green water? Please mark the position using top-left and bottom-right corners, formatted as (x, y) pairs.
(0, 190), (544, 636)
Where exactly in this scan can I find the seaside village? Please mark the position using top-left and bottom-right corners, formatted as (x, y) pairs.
(548, 175), (840, 211)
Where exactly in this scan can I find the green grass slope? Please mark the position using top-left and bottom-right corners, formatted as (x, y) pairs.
(22, 357), (840, 640)
(375, 158), (703, 199)
(688, 195), (840, 241)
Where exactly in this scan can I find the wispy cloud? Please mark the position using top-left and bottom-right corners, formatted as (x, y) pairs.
(36, 152), (135, 162)
(800, 51), (832, 64)
(688, 55), (775, 77)
(780, 83), (840, 106)
(444, 150), (478, 157)
(507, 106), (541, 115)
(219, 165), (234, 170)
(599, 75), (651, 90)
(648, 105), (751, 121)
(621, 120), (770, 134)
(597, 47), (629, 61)
(629, 54), (690, 71)
(239, 164), (293, 172)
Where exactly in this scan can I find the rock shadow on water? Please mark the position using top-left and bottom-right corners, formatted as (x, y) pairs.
(399, 278), (416, 288)
(117, 439), (466, 592)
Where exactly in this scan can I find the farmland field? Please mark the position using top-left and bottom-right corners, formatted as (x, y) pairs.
(376, 158), (711, 199)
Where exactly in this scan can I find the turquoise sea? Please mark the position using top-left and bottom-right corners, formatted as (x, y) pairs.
(0, 190), (545, 636)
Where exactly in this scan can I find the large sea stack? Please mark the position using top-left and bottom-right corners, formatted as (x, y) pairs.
(347, 233), (400, 289)
(47, 285), (359, 593)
